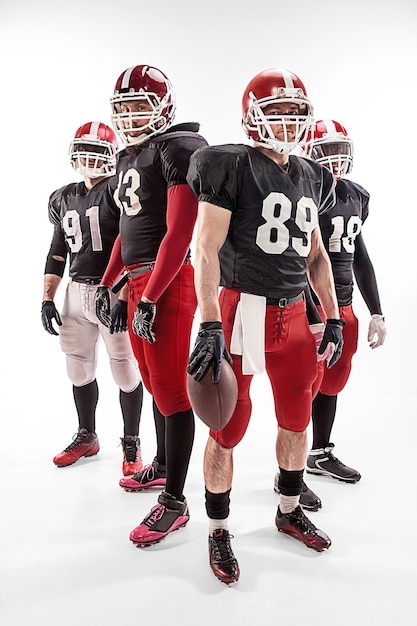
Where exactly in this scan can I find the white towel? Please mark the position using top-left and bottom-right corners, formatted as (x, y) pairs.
(230, 293), (266, 374)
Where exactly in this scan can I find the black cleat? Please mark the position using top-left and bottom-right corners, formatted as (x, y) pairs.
(209, 529), (240, 585)
(275, 505), (331, 552)
(307, 444), (361, 483)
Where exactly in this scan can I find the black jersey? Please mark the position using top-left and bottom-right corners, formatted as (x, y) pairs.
(187, 144), (336, 300)
(46, 176), (120, 282)
(318, 178), (369, 306)
(113, 123), (208, 267)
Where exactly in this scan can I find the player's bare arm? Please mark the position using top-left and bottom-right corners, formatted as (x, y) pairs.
(194, 201), (231, 322)
(43, 272), (63, 301)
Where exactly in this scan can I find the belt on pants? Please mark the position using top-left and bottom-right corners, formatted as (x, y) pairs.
(71, 277), (101, 285)
(266, 292), (304, 307)
(127, 257), (190, 280)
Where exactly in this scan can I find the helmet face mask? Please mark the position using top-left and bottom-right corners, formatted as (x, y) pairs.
(111, 65), (176, 146)
(301, 120), (354, 180)
(242, 69), (313, 154)
(69, 122), (118, 178)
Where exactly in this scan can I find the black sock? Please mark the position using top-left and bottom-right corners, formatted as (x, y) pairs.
(312, 392), (338, 449)
(153, 399), (166, 465)
(120, 382), (143, 437)
(278, 467), (304, 496)
(205, 488), (231, 519)
(165, 408), (195, 501)
(73, 380), (98, 433)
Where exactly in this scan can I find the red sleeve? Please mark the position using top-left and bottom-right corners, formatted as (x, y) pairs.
(143, 184), (198, 302)
(100, 234), (125, 287)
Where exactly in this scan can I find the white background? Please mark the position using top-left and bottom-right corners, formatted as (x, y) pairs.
(0, 1), (416, 624)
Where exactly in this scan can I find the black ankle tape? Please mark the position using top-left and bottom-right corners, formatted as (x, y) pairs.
(278, 468), (304, 496)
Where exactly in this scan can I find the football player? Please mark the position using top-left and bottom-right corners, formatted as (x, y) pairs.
(95, 65), (208, 547)
(187, 68), (344, 584)
(42, 122), (144, 477)
(301, 119), (386, 483)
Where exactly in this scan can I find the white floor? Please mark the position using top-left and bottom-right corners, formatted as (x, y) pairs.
(1, 319), (416, 626)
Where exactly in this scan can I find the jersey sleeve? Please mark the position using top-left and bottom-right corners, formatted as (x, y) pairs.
(318, 167), (337, 215)
(44, 188), (68, 276)
(351, 180), (370, 223)
(160, 134), (208, 187)
(187, 145), (239, 211)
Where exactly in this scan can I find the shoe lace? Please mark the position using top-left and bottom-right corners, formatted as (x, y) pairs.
(290, 508), (317, 533)
(121, 438), (139, 463)
(212, 531), (235, 563)
(142, 504), (167, 529)
(63, 431), (87, 453)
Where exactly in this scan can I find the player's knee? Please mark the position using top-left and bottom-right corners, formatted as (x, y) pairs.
(66, 358), (95, 387)
(110, 357), (141, 392)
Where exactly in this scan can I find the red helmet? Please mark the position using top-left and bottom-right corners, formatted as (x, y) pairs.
(69, 121), (118, 178)
(300, 119), (353, 180)
(110, 65), (176, 146)
(242, 68), (313, 154)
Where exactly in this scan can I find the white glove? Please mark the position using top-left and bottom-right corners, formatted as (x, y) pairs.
(309, 323), (325, 358)
(367, 314), (387, 349)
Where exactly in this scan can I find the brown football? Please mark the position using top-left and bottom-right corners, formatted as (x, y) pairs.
(187, 359), (238, 431)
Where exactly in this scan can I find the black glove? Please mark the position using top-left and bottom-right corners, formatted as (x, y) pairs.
(95, 286), (111, 327)
(132, 301), (156, 343)
(317, 318), (346, 368)
(110, 299), (128, 334)
(41, 300), (62, 336)
(187, 321), (232, 384)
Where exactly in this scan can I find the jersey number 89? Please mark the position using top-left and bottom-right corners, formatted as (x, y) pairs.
(256, 192), (318, 256)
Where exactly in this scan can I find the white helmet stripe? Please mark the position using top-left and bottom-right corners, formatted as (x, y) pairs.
(90, 121), (100, 137)
(121, 66), (136, 90)
(325, 120), (336, 133)
(281, 69), (295, 89)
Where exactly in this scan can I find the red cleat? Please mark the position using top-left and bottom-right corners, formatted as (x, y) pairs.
(275, 505), (331, 552)
(129, 491), (189, 547)
(121, 435), (143, 476)
(53, 428), (99, 467)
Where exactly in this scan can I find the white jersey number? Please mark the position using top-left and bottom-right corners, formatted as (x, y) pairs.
(329, 215), (362, 253)
(62, 207), (103, 253)
(256, 192), (318, 256)
(114, 168), (142, 216)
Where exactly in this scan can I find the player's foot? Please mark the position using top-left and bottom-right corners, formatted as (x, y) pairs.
(119, 457), (166, 491)
(274, 473), (322, 512)
(209, 529), (240, 585)
(129, 491), (189, 547)
(275, 505), (331, 552)
(53, 428), (99, 467)
(306, 444), (361, 483)
(120, 435), (143, 476)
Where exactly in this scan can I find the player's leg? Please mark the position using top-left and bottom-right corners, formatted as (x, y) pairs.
(308, 305), (361, 483)
(99, 308), (144, 476)
(266, 301), (331, 551)
(128, 266), (195, 546)
(53, 282), (100, 467)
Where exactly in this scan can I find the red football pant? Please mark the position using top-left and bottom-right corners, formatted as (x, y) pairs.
(313, 304), (359, 397)
(210, 288), (318, 449)
(127, 263), (197, 416)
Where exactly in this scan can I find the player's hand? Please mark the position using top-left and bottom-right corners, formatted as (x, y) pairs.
(317, 318), (345, 368)
(110, 299), (128, 334)
(187, 321), (232, 383)
(41, 300), (62, 336)
(309, 322), (325, 356)
(367, 314), (387, 349)
(95, 286), (111, 327)
(132, 301), (156, 343)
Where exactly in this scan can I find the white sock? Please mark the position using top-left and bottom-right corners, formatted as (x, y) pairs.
(209, 518), (229, 535)
(279, 494), (300, 514)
